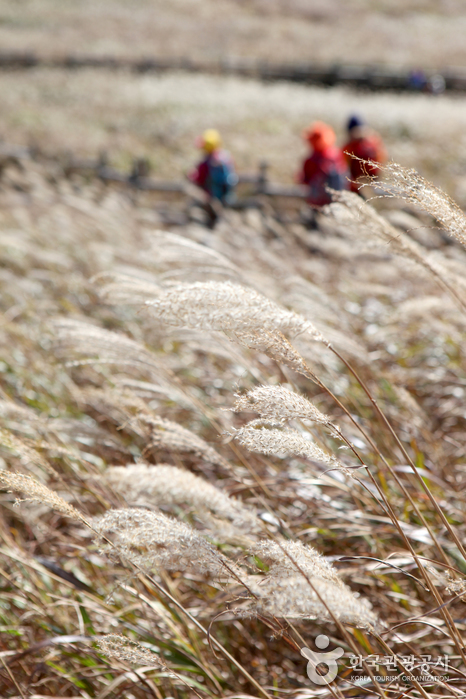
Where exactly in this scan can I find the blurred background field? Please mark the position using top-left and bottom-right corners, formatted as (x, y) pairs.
(2, 0), (466, 67)
(4, 68), (466, 201)
(0, 1), (466, 200)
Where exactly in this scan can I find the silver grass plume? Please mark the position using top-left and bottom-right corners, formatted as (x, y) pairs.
(144, 281), (326, 342)
(97, 633), (204, 695)
(424, 564), (466, 596)
(52, 318), (165, 373)
(328, 190), (466, 310)
(392, 385), (427, 434)
(253, 574), (379, 629)
(282, 275), (342, 328)
(137, 415), (230, 470)
(112, 376), (195, 410)
(148, 230), (242, 279)
(78, 386), (197, 437)
(98, 634), (165, 669)
(232, 385), (331, 427)
(0, 471), (85, 523)
(381, 161), (466, 249)
(78, 386), (150, 427)
(94, 507), (241, 579)
(0, 400), (44, 429)
(0, 427), (55, 476)
(103, 462), (261, 533)
(249, 540), (379, 629)
(253, 540), (343, 587)
(444, 577), (466, 595)
(94, 274), (325, 379)
(234, 425), (351, 476)
(234, 328), (316, 379)
(93, 272), (163, 305)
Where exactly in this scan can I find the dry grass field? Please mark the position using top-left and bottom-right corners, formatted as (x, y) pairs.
(1, 0), (466, 67)
(1, 152), (466, 697)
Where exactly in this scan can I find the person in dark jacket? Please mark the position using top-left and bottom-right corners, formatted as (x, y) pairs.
(343, 115), (387, 192)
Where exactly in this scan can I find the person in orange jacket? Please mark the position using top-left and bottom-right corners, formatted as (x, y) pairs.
(343, 115), (387, 192)
(298, 122), (349, 207)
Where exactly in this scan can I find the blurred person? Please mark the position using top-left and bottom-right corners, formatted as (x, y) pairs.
(188, 129), (238, 228)
(298, 121), (348, 211)
(343, 115), (387, 192)
(408, 68), (427, 91)
(189, 129), (237, 202)
(427, 73), (446, 95)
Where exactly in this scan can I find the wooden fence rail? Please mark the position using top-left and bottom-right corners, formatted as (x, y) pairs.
(69, 155), (308, 200)
(0, 142), (309, 202)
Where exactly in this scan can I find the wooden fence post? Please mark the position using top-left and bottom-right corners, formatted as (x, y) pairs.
(257, 160), (269, 194)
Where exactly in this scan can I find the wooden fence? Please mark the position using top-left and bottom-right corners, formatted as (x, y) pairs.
(0, 142), (309, 203)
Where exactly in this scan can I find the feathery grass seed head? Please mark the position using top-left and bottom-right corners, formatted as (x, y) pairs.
(104, 462), (260, 533)
(234, 425), (351, 475)
(0, 471), (84, 522)
(233, 385), (331, 426)
(53, 318), (165, 373)
(98, 634), (165, 669)
(233, 328), (318, 379)
(145, 281), (325, 341)
(253, 574), (379, 629)
(94, 507), (238, 578)
(382, 161), (466, 248)
(138, 415), (230, 469)
(253, 539), (343, 587)
(327, 190), (466, 311)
